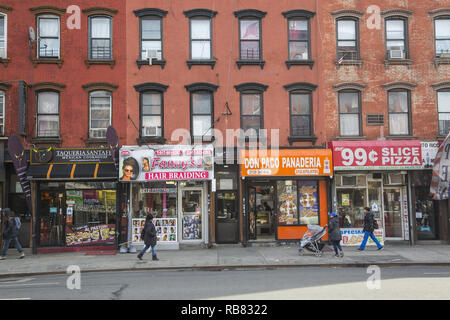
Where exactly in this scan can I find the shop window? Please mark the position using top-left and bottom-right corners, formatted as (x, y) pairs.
(277, 181), (298, 225)
(131, 182), (177, 219)
(298, 180), (319, 225)
(383, 173), (404, 185)
(338, 175), (366, 187)
(336, 188), (366, 228)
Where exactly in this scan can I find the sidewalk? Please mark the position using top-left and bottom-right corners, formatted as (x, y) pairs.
(0, 244), (449, 278)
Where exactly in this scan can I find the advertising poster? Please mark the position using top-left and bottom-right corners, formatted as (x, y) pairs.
(182, 214), (201, 240)
(277, 182), (298, 225)
(342, 194), (350, 206)
(132, 218), (177, 243)
(340, 228), (384, 246)
(66, 224), (116, 246)
(298, 181), (319, 225)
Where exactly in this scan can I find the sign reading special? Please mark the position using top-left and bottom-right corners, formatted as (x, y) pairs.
(240, 149), (333, 177)
(119, 145), (214, 181)
(329, 140), (422, 171)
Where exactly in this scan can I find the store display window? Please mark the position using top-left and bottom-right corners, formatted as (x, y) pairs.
(131, 181), (177, 219)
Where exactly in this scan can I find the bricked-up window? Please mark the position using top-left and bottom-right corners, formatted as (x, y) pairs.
(339, 90), (361, 136)
(0, 90), (4, 135)
(89, 16), (112, 60)
(0, 14), (6, 58)
(288, 19), (309, 61)
(140, 17), (162, 61)
(190, 18), (212, 60)
(89, 91), (111, 139)
(36, 91), (59, 137)
(141, 92), (163, 138)
(438, 89), (450, 135)
(435, 17), (450, 57)
(388, 90), (411, 135)
(37, 15), (60, 58)
(336, 18), (359, 61)
(290, 91), (312, 136)
(386, 18), (408, 59)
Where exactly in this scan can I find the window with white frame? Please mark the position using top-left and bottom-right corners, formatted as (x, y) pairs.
(190, 18), (212, 60)
(0, 90), (4, 135)
(89, 16), (112, 60)
(89, 91), (111, 139)
(435, 17), (450, 57)
(438, 89), (450, 136)
(388, 90), (411, 135)
(37, 15), (60, 58)
(0, 14), (6, 59)
(37, 91), (59, 137)
(141, 92), (163, 137)
(339, 90), (361, 136)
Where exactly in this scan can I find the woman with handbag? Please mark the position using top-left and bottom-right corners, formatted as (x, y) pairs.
(137, 214), (159, 261)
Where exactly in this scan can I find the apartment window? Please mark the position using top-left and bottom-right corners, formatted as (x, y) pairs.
(89, 16), (112, 60)
(290, 92), (312, 136)
(438, 89), (450, 136)
(191, 92), (213, 139)
(140, 17), (162, 61)
(388, 90), (411, 135)
(288, 19), (309, 61)
(339, 90), (361, 136)
(241, 93), (263, 137)
(190, 18), (212, 60)
(386, 18), (408, 59)
(435, 17), (450, 57)
(337, 18), (358, 61)
(89, 91), (111, 139)
(0, 14), (6, 58)
(37, 91), (59, 137)
(141, 92), (163, 138)
(0, 90), (4, 135)
(239, 19), (261, 60)
(37, 15), (60, 58)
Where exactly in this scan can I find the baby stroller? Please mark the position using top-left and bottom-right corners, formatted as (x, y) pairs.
(298, 224), (328, 257)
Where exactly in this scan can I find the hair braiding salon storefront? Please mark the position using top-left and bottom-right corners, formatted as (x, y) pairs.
(119, 145), (214, 250)
(240, 149), (333, 244)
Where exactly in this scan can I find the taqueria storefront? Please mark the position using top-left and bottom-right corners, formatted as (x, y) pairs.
(239, 149), (333, 244)
(119, 144), (214, 250)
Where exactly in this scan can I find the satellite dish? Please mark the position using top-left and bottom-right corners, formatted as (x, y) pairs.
(29, 27), (35, 42)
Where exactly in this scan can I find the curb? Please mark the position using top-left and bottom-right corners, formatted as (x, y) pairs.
(1, 262), (450, 279)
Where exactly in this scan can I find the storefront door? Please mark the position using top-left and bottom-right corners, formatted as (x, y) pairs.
(383, 187), (403, 239)
(247, 183), (276, 241)
(38, 191), (66, 247)
(179, 188), (204, 243)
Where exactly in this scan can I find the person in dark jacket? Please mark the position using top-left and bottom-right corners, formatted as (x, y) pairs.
(137, 214), (159, 261)
(358, 207), (383, 251)
(328, 212), (344, 258)
(1, 209), (25, 260)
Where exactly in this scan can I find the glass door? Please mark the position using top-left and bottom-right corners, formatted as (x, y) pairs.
(180, 189), (203, 241)
(38, 191), (66, 247)
(248, 187), (257, 240)
(383, 187), (403, 238)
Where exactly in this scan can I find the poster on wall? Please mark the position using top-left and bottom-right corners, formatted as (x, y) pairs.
(65, 224), (116, 246)
(277, 182), (298, 225)
(340, 229), (384, 246)
(182, 214), (201, 240)
(298, 181), (319, 225)
(132, 218), (177, 243)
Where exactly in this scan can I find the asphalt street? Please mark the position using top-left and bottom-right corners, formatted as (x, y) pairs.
(0, 266), (449, 300)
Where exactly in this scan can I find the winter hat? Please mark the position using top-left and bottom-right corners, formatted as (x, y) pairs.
(329, 212), (337, 217)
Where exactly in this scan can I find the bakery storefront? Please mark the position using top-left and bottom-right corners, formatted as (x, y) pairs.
(240, 149), (333, 244)
(26, 148), (118, 253)
(329, 140), (423, 245)
(119, 145), (214, 250)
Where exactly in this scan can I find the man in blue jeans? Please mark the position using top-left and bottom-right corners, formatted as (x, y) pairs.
(359, 207), (383, 251)
(1, 209), (25, 260)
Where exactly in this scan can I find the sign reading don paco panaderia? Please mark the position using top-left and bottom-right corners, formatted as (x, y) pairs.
(51, 148), (113, 164)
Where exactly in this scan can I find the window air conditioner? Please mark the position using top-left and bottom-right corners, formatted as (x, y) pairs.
(439, 52), (450, 58)
(389, 49), (404, 59)
(90, 128), (107, 139)
(386, 174), (403, 185)
(143, 126), (161, 137)
(142, 50), (161, 65)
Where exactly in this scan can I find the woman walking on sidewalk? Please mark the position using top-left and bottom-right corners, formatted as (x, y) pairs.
(328, 212), (344, 258)
(0, 209), (25, 260)
(359, 207), (383, 251)
(137, 214), (159, 261)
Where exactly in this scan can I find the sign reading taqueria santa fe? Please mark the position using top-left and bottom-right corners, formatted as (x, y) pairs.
(240, 149), (333, 177)
(119, 145), (214, 181)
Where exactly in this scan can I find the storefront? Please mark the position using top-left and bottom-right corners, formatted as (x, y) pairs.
(240, 149), (333, 244)
(119, 144), (214, 250)
(329, 140), (423, 245)
(26, 148), (118, 253)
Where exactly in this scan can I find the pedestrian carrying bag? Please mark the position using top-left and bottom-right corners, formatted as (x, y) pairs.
(14, 217), (21, 231)
(373, 219), (378, 230)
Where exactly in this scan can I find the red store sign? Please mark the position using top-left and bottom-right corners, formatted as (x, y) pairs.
(329, 140), (422, 170)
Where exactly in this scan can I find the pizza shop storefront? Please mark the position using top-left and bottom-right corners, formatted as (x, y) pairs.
(240, 149), (333, 244)
(26, 148), (118, 253)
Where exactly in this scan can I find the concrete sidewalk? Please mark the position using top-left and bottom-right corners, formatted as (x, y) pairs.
(0, 244), (449, 278)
